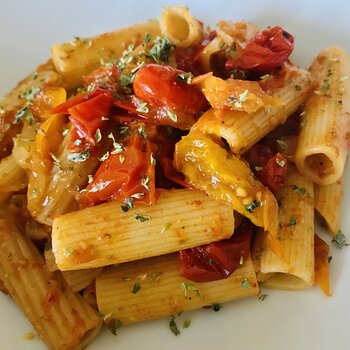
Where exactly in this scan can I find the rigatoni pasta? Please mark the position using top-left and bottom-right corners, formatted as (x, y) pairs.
(52, 189), (235, 270)
(160, 6), (203, 47)
(0, 217), (101, 350)
(314, 179), (343, 235)
(295, 46), (350, 185)
(96, 253), (258, 324)
(259, 166), (315, 289)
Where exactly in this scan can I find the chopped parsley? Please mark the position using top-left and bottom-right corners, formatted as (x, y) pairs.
(137, 124), (147, 139)
(294, 84), (302, 91)
(108, 132), (124, 154)
(183, 319), (191, 329)
(19, 87), (41, 101)
(321, 83), (330, 91)
(161, 222), (172, 233)
(141, 176), (151, 191)
(241, 278), (250, 288)
(14, 105), (34, 124)
(150, 153), (156, 167)
(228, 90), (249, 109)
(169, 316), (181, 336)
(332, 230), (349, 249)
(132, 282), (142, 294)
(98, 151), (110, 161)
(276, 139), (289, 150)
(119, 154), (125, 164)
(131, 192), (144, 199)
(94, 129), (102, 143)
(245, 200), (262, 213)
(167, 110), (178, 122)
(67, 149), (90, 163)
(134, 213), (152, 222)
(288, 216), (297, 227)
(136, 102), (149, 113)
(107, 319), (122, 336)
(120, 197), (135, 212)
(149, 36), (174, 64)
(143, 32), (151, 44)
(276, 157), (286, 167)
(292, 185), (307, 196)
(90, 181), (107, 193)
(177, 72), (193, 84)
(180, 282), (200, 297)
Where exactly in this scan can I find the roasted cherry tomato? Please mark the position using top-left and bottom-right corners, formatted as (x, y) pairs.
(245, 144), (287, 192)
(225, 26), (294, 74)
(114, 94), (199, 130)
(67, 93), (114, 146)
(80, 131), (155, 207)
(179, 222), (253, 283)
(133, 64), (208, 116)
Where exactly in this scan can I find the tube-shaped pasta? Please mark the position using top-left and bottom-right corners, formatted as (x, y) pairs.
(62, 268), (103, 292)
(215, 21), (259, 47)
(0, 61), (63, 160)
(314, 179), (343, 235)
(192, 66), (312, 154)
(175, 131), (278, 236)
(0, 218), (102, 350)
(295, 46), (350, 185)
(160, 6), (203, 47)
(260, 165), (315, 288)
(52, 189), (235, 271)
(28, 124), (110, 226)
(0, 155), (27, 204)
(96, 253), (258, 324)
(51, 20), (160, 89)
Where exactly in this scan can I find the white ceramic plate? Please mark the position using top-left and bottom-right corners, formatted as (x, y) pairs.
(0, 1), (349, 349)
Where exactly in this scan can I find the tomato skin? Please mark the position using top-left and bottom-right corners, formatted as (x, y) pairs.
(68, 93), (114, 146)
(114, 95), (198, 130)
(179, 222), (252, 283)
(133, 64), (208, 115)
(245, 144), (287, 192)
(80, 132), (155, 207)
(225, 26), (294, 74)
(257, 153), (287, 192)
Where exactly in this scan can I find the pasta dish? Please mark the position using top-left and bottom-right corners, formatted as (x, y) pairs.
(0, 5), (348, 349)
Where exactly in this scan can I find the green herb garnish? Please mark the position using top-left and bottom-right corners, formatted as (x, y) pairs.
(169, 316), (181, 336)
(245, 200), (262, 213)
(67, 149), (90, 163)
(332, 230), (349, 249)
(132, 282), (142, 294)
(134, 213), (152, 222)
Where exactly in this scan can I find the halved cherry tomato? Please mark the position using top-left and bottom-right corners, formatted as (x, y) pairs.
(225, 26), (294, 74)
(133, 64), (208, 116)
(80, 131), (155, 207)
(179, 222), (253, 283)
(68, 93), (114, 146)
(114, 94), (199, 130)
(245, 144), (287, 192)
